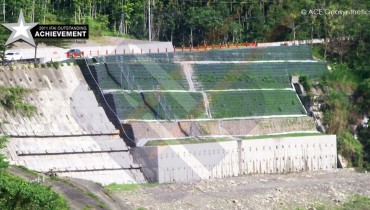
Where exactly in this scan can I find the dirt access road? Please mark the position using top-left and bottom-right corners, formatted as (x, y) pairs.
(114, 169), (370, 210)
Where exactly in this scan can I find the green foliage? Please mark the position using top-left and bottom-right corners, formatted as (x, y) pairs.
(323, 64), (360, 94)
(319, 51), (369, 169)
(14, 165), (40, 177)
(52, 61), (60, 69)
(299, 75), (311, 92)
(357, 125), (370, 170)
(337, 131), (363, 167)
(0, 173), (69, 210)
(356, 78), (370, 112)
(186, 7), (224, 44)
(312, 45), (325, 60)
(321, 63), (363, 134)
(323, 90), (350, 134)
(0, 23), (11, 60)
(0, 0), (368, 47)
(338, 195), (370, 210)
(105, 183), (158, 192)
(86, 16), (109, 36)
(294, 195), (370, 210)
(0, 86), (36, 117)
(0, 136), (9, 172)
(0, 137), (68, 210)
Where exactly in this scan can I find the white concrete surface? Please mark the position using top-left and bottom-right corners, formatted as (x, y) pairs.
(134, 135), (337, 183)
(1, 65), (146, 184)
(0, 66), (117, 136)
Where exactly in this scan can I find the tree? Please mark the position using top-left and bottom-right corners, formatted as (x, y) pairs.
(186, 7), (223, 45)
(337, 131), (363, 167)
(356, 78), (370, 113)
(0, 18), (11, 64)
(0, 173), (69, 210)
(0, 136), (8, 172)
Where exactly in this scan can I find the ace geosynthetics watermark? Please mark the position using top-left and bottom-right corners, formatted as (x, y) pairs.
(2, 10), (88, 47)
(301, 8), (370, 16)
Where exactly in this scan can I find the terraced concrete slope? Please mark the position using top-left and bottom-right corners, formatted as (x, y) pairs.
(0, 65), (145, 185)
(77, 45), (336, 184)
(86, 45), (321, 122)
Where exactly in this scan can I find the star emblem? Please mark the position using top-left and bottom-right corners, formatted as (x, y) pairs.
(2, 10), (38, 46)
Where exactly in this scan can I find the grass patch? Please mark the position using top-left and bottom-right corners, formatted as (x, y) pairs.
(241, 132), (324, 140)
(293, 195), (370, 210)
(105, 183), (159, 192)
(13, 165), (40, 177)
(338, 195), (370, 210)
(145, 137), (232, 146)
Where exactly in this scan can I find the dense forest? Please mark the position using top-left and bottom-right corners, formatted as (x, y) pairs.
(0, 0), (367, 46)
(0, 1), (369, 168)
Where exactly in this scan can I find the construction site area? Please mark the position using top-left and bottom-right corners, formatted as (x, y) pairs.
(0, 41), (338, 186)
(0, 40), (354, 210)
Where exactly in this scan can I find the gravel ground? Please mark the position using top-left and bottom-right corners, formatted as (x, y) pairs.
(114, 169), (370, 210)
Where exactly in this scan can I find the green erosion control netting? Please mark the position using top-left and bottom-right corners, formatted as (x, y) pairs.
(104, 52), (175, 63)
(208, 90), (306, 118)
(98, 45), (312, 63)
(107, 92), (207, 120)
(103, 90), (305, 120)
(81, 45), (323, 120)
(174, 45), (313, 61)
(192, 62), (327, 90)
(90, 63), (189, 90)
(90, 61), (326, 91)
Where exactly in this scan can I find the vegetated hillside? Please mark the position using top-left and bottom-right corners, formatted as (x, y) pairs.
(311, 28), (370, 169)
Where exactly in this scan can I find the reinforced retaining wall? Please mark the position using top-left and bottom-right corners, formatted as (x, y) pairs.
(0, 65), (145, 184)
(133, 135), (337, 183)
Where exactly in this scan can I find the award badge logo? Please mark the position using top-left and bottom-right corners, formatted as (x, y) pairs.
(2, 10), (38, 46)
